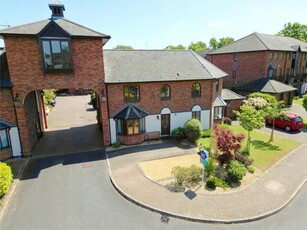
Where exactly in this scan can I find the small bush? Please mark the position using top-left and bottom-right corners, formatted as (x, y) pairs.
(171, 127), (186, 140)
(172, 166), (189, 185)
(222, 117), (232, 125)
(235, 154), (254, 167)
(247, 166), (255, 174)
(184, 119), (202, 143)
(112, 141), (121, 148)
(165, 182), (185, 193)
(0, 162), (13, 196)
(201, 129), (211, 138)
(227, 160), (247, 181)
(206, 176), (230, 190)
(205, 158), (216, 177)
(171, 165), (202, 185)
(206, 177), (216, 189)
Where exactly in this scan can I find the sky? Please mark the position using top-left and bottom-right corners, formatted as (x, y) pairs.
(0, 0), (306, 49)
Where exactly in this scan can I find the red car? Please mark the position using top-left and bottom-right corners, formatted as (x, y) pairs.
(266, 113), (304, 132)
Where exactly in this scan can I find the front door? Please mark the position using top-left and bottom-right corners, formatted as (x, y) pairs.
(161, 114), (170, 136)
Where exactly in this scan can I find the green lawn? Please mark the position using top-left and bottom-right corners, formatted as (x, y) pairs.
(198, 125), (300, 171)
(293, 98), (303, 105)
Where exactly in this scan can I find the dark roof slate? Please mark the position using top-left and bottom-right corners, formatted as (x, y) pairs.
(0, 18), (110, 39)
(221, 89), (245, 101)
(104, 50), (228, 83)
(236, 78), (297, 93)
(112, 104), (148, 120)
(209, 32), (307, 54)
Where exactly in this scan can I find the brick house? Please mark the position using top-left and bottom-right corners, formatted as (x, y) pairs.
(0, 1), (228, 156)
(104, 50), (227, 145)
(206, 32), (307, 105)
(0, 1), (111, 156)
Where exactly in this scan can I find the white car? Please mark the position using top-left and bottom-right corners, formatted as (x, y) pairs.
(45, 106), (50, 115)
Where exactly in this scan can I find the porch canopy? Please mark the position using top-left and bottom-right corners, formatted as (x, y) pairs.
(112, 104), (148, 120)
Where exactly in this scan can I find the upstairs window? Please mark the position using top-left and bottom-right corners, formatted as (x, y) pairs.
(41, 39), (72, 72)
(160, 84), (170, 99)
(124, 85), (140, 101)
(192, 83), (201, 97)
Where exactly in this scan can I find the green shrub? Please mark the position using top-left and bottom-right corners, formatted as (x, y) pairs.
(0, 162), (13, 196)
(206, 177), (216, 189)
(171, 165), (202, 185)
(218, 123), (231, 130)
(112, 141), (121, 148)
(172, 166), (189, 185)
(247, 166), (255, 173)
(184, 119), (202, 143)
(171, 127), (186, 140)
(227, 160), (247, 181)
(201, 129), (211, 138)
(205, 158), (216, 177)
(241, 145), (250, 155)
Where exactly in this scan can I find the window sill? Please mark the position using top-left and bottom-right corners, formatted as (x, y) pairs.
(44, 68), (74, 74)
(124, 99), (140, 102)
(161, 97), (171, 101)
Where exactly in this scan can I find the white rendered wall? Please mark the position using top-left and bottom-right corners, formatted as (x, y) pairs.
(145, 115), (161, 132)
(110, 119), (116, 144)
(170, 112), (191, 131)
(201, 110), (210, 130)
(9, 127), (22, 157)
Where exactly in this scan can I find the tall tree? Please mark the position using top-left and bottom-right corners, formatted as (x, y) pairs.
(113, 45), (133, 50)
(188, 41), (208, 51)
(209, 37), (234, 50)
(164, 44), (187, 50)
(233, 104), (265, 153)
(277, 22), (307, 42)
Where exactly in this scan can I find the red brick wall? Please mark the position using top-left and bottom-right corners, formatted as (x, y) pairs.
(107, 80), (214, 117)
(3, 36), (110, 154)
(224, 99), (244, 119)
(0, 148), (11, 161)
(117, 133), (145, 145)
(0, 88), (17, 125)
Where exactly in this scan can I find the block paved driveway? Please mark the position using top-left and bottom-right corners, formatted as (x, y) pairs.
(1, 149), (307, 230)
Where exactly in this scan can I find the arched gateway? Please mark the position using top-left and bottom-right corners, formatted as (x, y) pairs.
(0, 1), (111, 156)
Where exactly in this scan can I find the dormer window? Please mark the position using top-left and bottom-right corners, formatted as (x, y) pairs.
(41, 39), (72, 72)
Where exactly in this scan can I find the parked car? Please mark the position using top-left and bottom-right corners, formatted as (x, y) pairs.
(266, 113), (304, 132)
(45, 106), (50, 116)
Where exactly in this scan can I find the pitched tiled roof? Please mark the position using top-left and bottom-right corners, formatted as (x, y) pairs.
(221, 89), (245, 101)
(104, 50), (228, 83)
(236, 78), (297, 93)
(112, 104), (148, 120)
(0, 50), (12, 88)
(0, 18), (110, 39)
(209, 32), (307, 54)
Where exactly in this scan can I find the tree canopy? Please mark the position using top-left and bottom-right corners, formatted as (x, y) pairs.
(188, 41), (208, 51)
(113, 45), (134, 50)
(164, 44), (187, 50)
(277, 22), (307, 42)
(209, 37), (234, 50)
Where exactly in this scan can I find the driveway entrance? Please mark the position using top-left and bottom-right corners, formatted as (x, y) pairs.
(32, 95), (103, 157)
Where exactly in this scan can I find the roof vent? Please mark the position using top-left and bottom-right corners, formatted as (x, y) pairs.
(49, 0), (65, 20)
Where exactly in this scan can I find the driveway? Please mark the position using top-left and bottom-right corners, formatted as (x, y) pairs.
(32, 95), (104, 158)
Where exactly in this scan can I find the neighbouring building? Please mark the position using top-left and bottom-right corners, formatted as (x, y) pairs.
(0, 1), (230, 156)
(206, 32), (307, 105)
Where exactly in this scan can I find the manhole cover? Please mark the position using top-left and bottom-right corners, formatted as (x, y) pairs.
(83, 162), (95, 168)
(184, 189), (197, 200)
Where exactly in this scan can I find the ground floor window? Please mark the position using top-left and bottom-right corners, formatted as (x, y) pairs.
(214, 107), (223, 120)
(116, 118), (145, 135)
(0, 129), (10, 149)
(192, 111), (201, 121)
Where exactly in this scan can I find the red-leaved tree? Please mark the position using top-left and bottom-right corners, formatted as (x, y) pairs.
(214, 124), (245, 165)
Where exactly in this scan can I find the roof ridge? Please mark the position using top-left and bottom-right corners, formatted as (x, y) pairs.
(59, 18), (110, 38)
(268, 79), (277, 93)
(189, 50), (216, 79)
(254, 32), (270, 50)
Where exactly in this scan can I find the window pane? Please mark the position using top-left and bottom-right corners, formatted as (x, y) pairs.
(42, 41), (52, 68)
(61, 41), (71, 68)
(124, 86), (139, 100)
(0, 130), (9, 148)
(160, 85), (170, 98)
(192, 83), (201, 97)
(127, 121), (134, 134)
(134, 121), (139, 134)
(51, 41), (63, 69)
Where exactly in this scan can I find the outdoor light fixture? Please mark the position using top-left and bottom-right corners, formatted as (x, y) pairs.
(157, 115), (159, 120)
